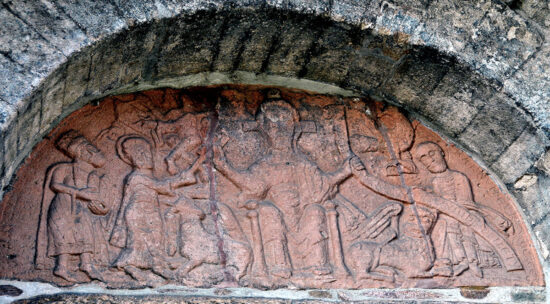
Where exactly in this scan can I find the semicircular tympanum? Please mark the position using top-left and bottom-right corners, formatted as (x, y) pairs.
(0, 86), (543, 289)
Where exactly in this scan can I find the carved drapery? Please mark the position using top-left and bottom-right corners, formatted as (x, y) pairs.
(0, 86), (543, 289)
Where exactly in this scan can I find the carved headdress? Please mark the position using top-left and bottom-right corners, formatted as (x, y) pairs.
(56, 130), (88, 159)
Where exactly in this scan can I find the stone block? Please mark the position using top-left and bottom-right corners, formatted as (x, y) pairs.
(156, 12), (225, 77)
(264, 17), (319, 77)
(53, 0), (126, 40)
(16, 94), (41, 153)
(0, 8), (65, 77)
(424, 0), (542, 78)
(87, 22), (156, 95)
(331, 0), (380, 25)
(40, 71), (66, 134)
(491, 127), (547, 184)
(0, 54), (36, 107)
(235, 14), (280, 73)
(346, 51), (395, 92)
(2, 0), (88, 56)
(211, 18), (252, 72)
(0, 104), (16, 137)
(62, 51), (92, 109)
(512, 173), (550, 228)
(302, 25), (359, 85)
(415, 68), (490, 136)
(2, 126), (18, 182)
(504, 44), (550, 135)
(381, 49), (449, 109)
(518, 0), (550, 28)
(458, 95), (528, 163)
(536, 148), (550, 176)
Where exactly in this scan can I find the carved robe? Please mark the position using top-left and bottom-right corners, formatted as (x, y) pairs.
(36, 163), (99, 267)
(112, 173), (171, 269)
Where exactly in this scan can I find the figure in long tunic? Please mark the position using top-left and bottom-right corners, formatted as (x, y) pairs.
(110, 135), (198, 284)
(36, 130), (109, 282)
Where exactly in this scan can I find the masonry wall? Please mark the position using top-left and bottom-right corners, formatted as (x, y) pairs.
(1, 0), (550, 302)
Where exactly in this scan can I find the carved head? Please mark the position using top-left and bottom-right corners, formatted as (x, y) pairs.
(414, 141), (447, 173)
(401, 206), (437, 238)
(57, 130), (106, 167)
(258, 97), (300, 149)
(118, 136), (154, 169)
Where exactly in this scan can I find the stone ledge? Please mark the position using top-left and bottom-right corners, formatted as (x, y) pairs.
(0, 280), (546, 304)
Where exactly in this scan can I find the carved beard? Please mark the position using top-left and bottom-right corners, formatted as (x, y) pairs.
(426, 160), (447, 173)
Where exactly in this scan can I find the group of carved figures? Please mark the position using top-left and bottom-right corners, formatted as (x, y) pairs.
(34, 89), (523, 288)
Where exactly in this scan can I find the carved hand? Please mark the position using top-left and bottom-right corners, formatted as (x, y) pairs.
(350, 156), (366, 174)
(88, 200), (109, 215)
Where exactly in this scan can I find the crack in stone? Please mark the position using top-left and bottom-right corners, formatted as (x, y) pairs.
(2, 2), (67, 58)
(374, 106), (436, 264)
(204, 109), (236, 285)
(0, 51), (24, 69)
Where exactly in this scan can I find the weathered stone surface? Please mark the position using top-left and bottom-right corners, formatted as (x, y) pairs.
(458, 95), (528, 163)
(301, 25), (359, 84)
(156, 12), (225, 77)
(0, 86), (543, 291)
(0, 2), (549, 300)
(416, 66), (493, 136)
(52, 0), (126, 40)
(2, 0), (89, 56)
(516, 0), (550, 29)
(264, 17), (319, 77)
(0, 7), (66, 79)
(381, 49), (450, 109)
(492, 127), (548, 184)
(234, 14), (280, 73)
(504, 43), (550, 135)
(514, 174), (550, 227)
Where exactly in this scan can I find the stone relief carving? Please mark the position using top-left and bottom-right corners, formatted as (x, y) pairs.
(0, 87), (543, 288)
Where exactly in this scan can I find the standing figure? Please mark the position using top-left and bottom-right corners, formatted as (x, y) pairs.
(110, 135), (199, 285)
(36, 130), (109, 282)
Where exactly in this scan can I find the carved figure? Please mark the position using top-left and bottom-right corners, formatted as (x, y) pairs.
(5, 87), (541, 289)
(411, 142), (522, 274)
(348, 206), (451, 281)
(110, 135), (200, 285)
(36, 130), (109, 282)
(413, 141), (483, 277)
(214, 91), (353, 282)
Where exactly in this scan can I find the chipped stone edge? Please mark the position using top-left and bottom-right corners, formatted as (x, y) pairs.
(0, 280), (546, 304)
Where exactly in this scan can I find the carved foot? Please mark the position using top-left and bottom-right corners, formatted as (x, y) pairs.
(312, 265), (332, 276)
(270, 266), (292, 279)
(80, 263), (104, 281)
(469, 263), (483, 278)
(357, 271), (394, 283)
(54, 267), (80, 283)
(452, 260), (469, 276)
(124, 266), (165, 287)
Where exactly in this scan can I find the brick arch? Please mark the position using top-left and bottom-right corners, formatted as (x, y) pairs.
(1, 2), (549, 300)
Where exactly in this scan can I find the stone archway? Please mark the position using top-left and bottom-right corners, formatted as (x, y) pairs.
(0, 2), (549, 302)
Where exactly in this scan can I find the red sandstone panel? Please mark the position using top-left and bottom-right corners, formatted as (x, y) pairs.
(0, 86), (543, 288)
